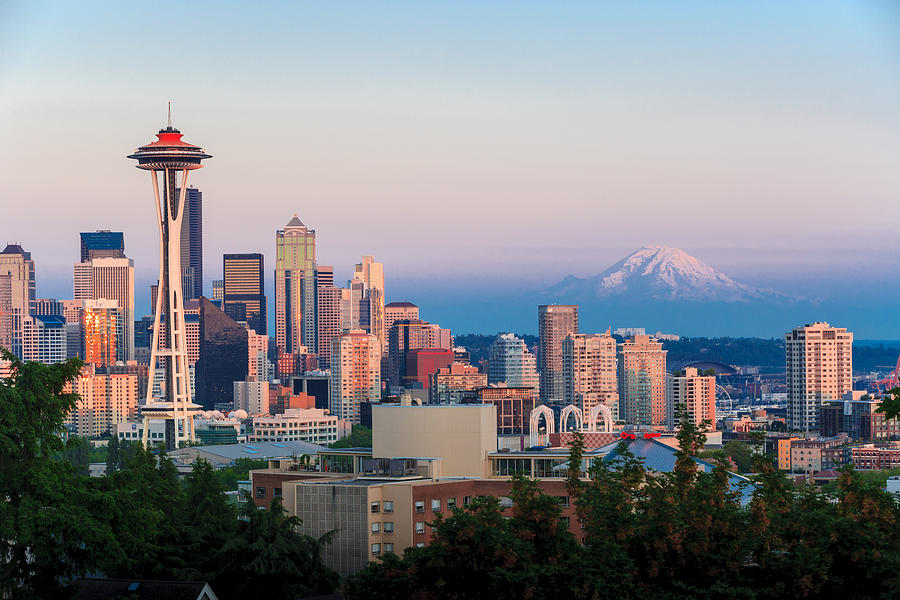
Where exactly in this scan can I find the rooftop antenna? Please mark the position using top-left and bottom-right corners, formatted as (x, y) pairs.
(167, 101), (172, 128)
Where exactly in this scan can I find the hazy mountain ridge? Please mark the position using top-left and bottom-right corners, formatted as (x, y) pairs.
(548, 246), (786, 302)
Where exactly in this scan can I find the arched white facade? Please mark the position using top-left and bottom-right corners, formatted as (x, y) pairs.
(586, 402), (614, 433)
(529, 404), (555, 447)
(558, 405), (583, 432)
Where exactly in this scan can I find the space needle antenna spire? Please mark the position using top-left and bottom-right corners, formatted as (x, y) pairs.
(127, 111), (211, 449)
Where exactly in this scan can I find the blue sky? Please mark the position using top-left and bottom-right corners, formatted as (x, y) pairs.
(1, 1), (899, 334)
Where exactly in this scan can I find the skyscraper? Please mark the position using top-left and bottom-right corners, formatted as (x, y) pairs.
(275, 215), (317, 354)
(538, 304), (578, 402)
(0, 244), (36, 358)
(127, 110), (210, 448)
(330, 329), (381, 423)
(354, 256), (385, 350)
(223, 253), (266, 335)
(562, 332), (618, 419)
(74, 257), (135, 361)
(617, 335), (668, 426)
(80, 230), (125, 263)
(386, 319), (452, 389)
(384, 301), (418, 335)
(195, 297), (249, 409)
(487, 333), (539, 393)
(315, 265), (341, 368)
(177, 186), (203, 299)
(785, 322), (853, 432)
(81, 299), (122, 367)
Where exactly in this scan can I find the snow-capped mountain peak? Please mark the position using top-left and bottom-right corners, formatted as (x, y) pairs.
(550, 246), (773, 302)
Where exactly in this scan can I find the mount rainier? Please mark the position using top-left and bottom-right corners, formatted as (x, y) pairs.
(548, 246), (781, 303)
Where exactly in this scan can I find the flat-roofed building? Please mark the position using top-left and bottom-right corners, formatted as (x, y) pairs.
(372, 403), (497, 478)
(785, 322), (853, 432)
(618, 335), (668, 427)
(331, 329), (381, 423)
(64, 365), (138, 437)
(248, 408), (349, 445)
(430, 362), (487, 404)
(22, 314), (66, 364)
(562, 332), (618, 419)
(475, 385), (534, 435)
(538, 304), (578, 402)
(670, 367), (716, 430)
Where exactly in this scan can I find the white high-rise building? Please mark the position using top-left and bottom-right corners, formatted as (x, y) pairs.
(562, 332), (618, 419)
(487, 333), (539, 393)
(785, 322), (853, 432)
(22, 315), (67, 365)
(73, 257), (135, 361)
(234, 379), (269, 414)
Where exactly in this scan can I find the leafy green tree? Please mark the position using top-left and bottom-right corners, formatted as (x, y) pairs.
(0, 351), (116, 598)
(876, 387), (900, 421)
(330, 424), (372, 448)
(213, 457), (267, 490)
(722, 440), (754, 473)
(214, 496), (338, 600)
(106, 434), (120, 475)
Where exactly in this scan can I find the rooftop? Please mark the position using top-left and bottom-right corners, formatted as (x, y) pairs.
(169, 440), (328, 463)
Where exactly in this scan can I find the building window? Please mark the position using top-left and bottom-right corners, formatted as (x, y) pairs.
(256, 487), (265, 498)
(371, 543), (381, 555)
(383, 521), (394, 533)
(384, 543), (394, 554)
(371, 502), (380, 513)
(415, 501), (424, 513)
(274, 488), (282, 497)
(431, 499), (441, 511)
(415, 521), (425, 534)
(371, 522), (380, 533)
(383, 500), (394, 513)
(447, 497), (457, 509)
(463, 496), (472, 506)
(556, 496), (569, 507)
(416, 542), (425, 548)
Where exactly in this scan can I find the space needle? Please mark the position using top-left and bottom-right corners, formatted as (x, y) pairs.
(128, 105), (211, 448)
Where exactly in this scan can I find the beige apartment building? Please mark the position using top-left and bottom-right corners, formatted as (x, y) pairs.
(562, 332), (618, 419)
(64, 365), (138, 437)
(670, 367), (716, 430)
(785, 322), (853, 432)
(538, 305), (578, 402)
(617, 335), (668, 427)
(331, 329), (381, 423)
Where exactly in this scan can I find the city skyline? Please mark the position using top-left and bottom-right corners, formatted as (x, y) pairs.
(2, 2), (899, 337)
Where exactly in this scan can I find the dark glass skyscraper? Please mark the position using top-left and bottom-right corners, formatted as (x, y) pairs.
(80, 230), (125, 262)
(223, 253), (266, 335)
(195, 297), (249, 409)
(177, 186), (203, 299)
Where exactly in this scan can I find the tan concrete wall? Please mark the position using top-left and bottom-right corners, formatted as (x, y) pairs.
(372, 404), (497, 478)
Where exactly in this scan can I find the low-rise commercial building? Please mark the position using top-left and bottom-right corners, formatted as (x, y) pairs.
(852, 445), (900, 470)
(248, 408), (350, 445)
(819, 391), (900, 441)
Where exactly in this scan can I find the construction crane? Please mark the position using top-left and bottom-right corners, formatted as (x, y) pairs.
(874, 353), (900, 394)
